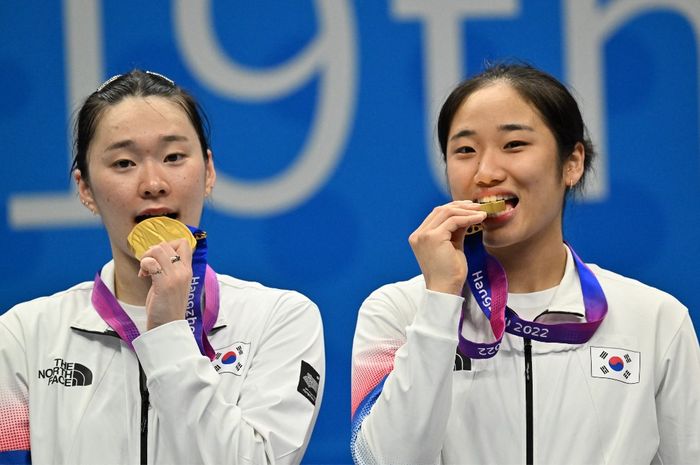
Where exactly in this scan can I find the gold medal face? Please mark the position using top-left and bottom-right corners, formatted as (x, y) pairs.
(478, 200), (506, 214)
(466, 201), (507, 235)
(127, 216), (197, 259)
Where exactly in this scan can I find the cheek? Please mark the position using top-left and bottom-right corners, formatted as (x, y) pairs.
(91, 180), (130, 210)
(193, 171), (211, 191)
(447, 169), (477, 198)
(528, 178), (566, 215)
(517, 160), (559, 190)
(180, 175), (203, 195)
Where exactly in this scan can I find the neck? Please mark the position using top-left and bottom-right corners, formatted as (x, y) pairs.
(486, 231), (567, 294)
(113, 253), (150, 306)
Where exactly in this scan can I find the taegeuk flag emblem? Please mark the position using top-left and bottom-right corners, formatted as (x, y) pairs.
(590, 346), (640, 384)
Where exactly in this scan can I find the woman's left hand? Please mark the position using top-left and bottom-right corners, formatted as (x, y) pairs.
(137, 238), (193, 330)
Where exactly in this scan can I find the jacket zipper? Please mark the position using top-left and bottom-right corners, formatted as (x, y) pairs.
(139, 364), (149, 465)
(524, 338), (533, 465)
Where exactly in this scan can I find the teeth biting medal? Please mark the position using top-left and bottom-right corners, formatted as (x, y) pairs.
(466, 200), (507, 235)
(127, 216), (197, 259)
(478, 199), (506, 214)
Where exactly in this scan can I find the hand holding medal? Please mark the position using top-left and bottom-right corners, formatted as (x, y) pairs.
(409, 200), (492, 295)
(92, 215), (217, 357)
(127, 217), (197, 329)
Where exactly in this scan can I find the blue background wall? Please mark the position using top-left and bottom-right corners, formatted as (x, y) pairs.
(2, 1), (699, 463)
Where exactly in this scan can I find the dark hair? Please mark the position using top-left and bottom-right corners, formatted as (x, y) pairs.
(71, 70), (210, 183)
(437, 63), (596, 193)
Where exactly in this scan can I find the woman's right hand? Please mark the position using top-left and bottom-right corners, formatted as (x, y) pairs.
(408, 200), (487, 295)
(137, 238), (194, 331)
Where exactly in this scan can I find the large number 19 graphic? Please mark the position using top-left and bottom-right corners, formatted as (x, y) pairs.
(9, 0), (358, 227)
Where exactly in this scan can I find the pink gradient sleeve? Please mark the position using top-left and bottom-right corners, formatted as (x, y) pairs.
(350, 340), (402, 419)
(0, 386), (29, 452)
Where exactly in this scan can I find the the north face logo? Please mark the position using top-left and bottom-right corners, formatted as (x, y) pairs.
(38, 358), (93, 386)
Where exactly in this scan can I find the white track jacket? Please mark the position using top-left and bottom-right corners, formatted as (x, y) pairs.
(351, 249), (700, 465)
(0, 261), (325, 465)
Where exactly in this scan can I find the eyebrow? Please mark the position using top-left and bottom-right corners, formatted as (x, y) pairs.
(449, 129), (476, 141)
(498, 123), (534, 132)
(104, 134), (189, 152)
(449, 123), (535, 142)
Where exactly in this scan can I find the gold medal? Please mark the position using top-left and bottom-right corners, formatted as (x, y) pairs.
(466, 223), (484, 235)
(478, 200), (506, 214)
(127, 216), (197, 259)
(466, 200), (507, 235)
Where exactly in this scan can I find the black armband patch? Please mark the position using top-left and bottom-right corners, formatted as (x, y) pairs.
(297, 360), (320, 406)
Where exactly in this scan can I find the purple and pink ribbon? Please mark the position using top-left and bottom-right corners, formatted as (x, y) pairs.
(91, 225), (219, 360)
(459, 232), (608, 359)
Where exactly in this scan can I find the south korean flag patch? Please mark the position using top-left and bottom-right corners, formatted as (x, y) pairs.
(590, 346), (640, 384)
(212, 342), (251, 376)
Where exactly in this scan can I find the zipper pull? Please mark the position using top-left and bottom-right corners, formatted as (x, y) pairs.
(524, 338), (532, 381)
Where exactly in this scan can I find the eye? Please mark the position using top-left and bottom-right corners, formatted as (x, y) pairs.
(164, 153), (186, 163)
(454, 145), (476, 155)
(112, 159), (135, 169)
(504, 140), (528, 150)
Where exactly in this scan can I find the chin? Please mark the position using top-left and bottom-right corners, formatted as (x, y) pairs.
(481, 228), (519, 250)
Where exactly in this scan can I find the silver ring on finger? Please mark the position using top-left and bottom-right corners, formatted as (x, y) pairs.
(170, 255), (181, 264)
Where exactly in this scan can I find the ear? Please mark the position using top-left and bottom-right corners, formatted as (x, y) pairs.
(74, 169), (98, 215)
(563, 142), (585, 189)
(204, 149), (216, 197)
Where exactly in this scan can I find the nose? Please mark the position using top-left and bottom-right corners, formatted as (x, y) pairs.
(139, 162), (170, 198)
(474, 148), (506, 187)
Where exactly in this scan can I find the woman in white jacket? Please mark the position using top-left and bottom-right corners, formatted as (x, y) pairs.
(351, 63), (700, 465)
(0, 69), (324, 465)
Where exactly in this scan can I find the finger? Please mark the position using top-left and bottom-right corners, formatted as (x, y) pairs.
(168, 238), (193, 264)
(445, 214), (486, 250)
(140, 239), (192, 269)
(138, 256), (163, 278)
(410, 211), (487, 254)
(161, 239), (193, 274)
(414, 201), (476, 230)
(146, 244), (184, 274)
(420, 202), (487, 231)
(429, 211), (487, 238)
(447, 210), (487, 230)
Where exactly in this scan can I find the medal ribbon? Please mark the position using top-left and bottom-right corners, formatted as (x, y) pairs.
(458, 232), (607, 359)
(91, 225), (219, 360)
(188, 226), (212, 358)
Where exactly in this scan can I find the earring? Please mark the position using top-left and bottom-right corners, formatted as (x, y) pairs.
(81, 199), (97, 215)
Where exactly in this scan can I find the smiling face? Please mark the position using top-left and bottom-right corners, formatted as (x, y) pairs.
(445, 81), (582, 253)
(75, 96), (216, 265)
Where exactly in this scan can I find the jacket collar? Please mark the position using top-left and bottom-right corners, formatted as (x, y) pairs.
(544, 245), (585, 315)
(467, 245), (592, 356)
(527, 245), (590, 354)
